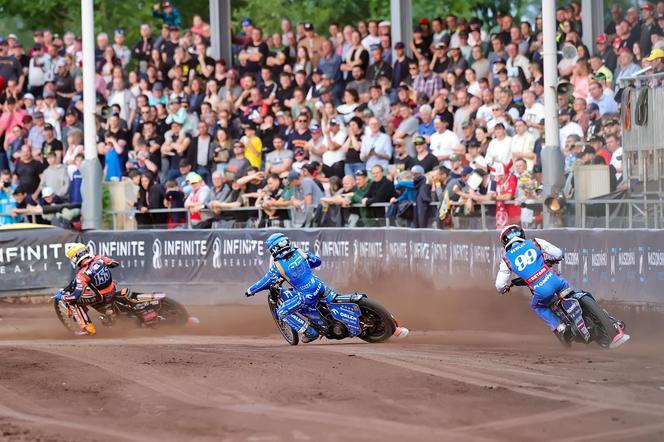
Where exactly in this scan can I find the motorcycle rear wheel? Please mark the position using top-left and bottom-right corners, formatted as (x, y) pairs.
(158, 298), (190, 327)
(358, 298), (397, 343)
(579, 296), (617, 347)
(268, 297), (299, 345)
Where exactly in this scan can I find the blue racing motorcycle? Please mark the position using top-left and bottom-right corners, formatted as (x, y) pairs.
(510, 261), (629, 348)
(266, 282), (398, 345)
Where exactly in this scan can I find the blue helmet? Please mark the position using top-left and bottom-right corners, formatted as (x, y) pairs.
(265, 233), (293, 259)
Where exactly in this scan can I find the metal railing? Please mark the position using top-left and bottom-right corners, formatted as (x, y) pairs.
(575, 198), (664, 229)
(102, 199), (544, 231)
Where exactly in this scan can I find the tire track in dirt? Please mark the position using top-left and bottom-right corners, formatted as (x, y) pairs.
(0, 385), (148, 441)
(319, 346), (664, 418)
(28, 344), (493, 442)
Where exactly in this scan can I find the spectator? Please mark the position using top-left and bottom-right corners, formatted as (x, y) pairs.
(14, 145), (44, 195)
(587, 81), (618, 116)
(321, 117), (347, 179)
(510, 119), (536, 171)
(392, 103), (419, 156)
(163, 179), (186, 228)
(39, 151), (69, 199)
(152, 1), (182, 28)
(265, 134), (293, 175)
(360, 117), (392, 170)
(413, 57), (442, 102)
(288, 169), (324, 207)
(0, 171), (17, 224)
(135, 172), (165, 228)
(490, 162), (519, 229)
(184, 172), (210, 224)
(359, 164), (395, 223)
(486, 123), (512, 165)
(411, 135), (438, 172)
(429, 117), (459, 166)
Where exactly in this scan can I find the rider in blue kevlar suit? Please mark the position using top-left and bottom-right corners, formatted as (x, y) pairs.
(245, 233), (332, 343)
(494, 224), (572, 343)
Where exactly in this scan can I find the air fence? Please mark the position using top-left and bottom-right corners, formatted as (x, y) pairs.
(0, 228), (662, 306)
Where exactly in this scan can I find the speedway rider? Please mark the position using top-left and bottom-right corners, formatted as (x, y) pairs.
(245, 233), (407, 343)
(245, 233), (328, 343)
(495, 225), (574, 343)
(56, 243), (119, 334)
(495, 225), (630, 347)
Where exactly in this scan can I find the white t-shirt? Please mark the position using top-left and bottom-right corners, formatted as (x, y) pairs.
(486, 136), (513, 165)
(611, 147), (623, 180)
(510, 132), (535, 171)
(322, 128), (348, 166)
(430, 129), (460, 168)
(559, 122), (584, 148)
(476, 104), (493, 123)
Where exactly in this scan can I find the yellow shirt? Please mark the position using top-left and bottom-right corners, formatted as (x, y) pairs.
(244, 136), (263, 169)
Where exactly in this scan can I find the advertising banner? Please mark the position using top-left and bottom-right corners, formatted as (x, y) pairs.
(1, 228), (663, 304)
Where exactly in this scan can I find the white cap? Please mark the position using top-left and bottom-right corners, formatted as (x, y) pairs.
(42, 187), (55, 197)
(378, 21), (391, 27)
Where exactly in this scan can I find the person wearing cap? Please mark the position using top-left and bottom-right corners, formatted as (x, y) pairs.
(0, 36), (24, 91)
(412, 134), (438, 172)
(41, 122), (64, 165)
(576, 144), (596, 165)
(298, 22), (325, 67)
(488, 161), (520, 228)
(640, 2), (660, 56)
(645, 47), (664, 73)
(161, 117), (191, 181)
(152, 1), (181, 28)
(391, 41), (412, 88)
(184, 172), (210, 223)
(27, 44), (48, 98)
(555, 106), (579, 144)
(111, 28), (131, 68)
(587, 81), (618, 116)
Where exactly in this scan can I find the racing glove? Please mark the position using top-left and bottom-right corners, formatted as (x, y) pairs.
(54, 290), (64, 302)
(499, 286), (510, 295)
(244, 290), (254, 297)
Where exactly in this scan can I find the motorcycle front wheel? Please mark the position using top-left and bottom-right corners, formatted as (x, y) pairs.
(267, 297), (299, 346)
(53, 299), (84, 335)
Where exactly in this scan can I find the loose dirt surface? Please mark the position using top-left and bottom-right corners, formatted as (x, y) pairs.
(2, 289), (664, 441)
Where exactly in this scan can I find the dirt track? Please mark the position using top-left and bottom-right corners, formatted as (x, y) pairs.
(2, 291), (664, 441)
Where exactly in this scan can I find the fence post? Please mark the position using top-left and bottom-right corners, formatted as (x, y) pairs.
(480, 203), (487, 230)
(605, 203), (609, 229)
(628, 204), (633, 228)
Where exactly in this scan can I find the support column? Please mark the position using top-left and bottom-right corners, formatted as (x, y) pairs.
(542, 0), (566, 227)
(581, 0), (605, 52)
(391, 0), (412, 57)
(210, 0), (232, 65)
(81, 0), (102, 230)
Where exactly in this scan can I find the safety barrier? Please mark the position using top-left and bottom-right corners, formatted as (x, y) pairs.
(0, 228), (662, 305)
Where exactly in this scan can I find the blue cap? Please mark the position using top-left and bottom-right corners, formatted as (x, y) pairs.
(0, 37), (7, 45)
(287, 170), (300, 182)
(241, 17), (252, 27)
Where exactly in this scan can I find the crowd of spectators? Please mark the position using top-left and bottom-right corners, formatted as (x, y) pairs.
(0, 1), (660, 229)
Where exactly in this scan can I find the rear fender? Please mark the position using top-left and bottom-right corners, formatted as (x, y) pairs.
(325, 293), (366, 303)
(134, 293), (166, 302)
(328, 303), (362, 336)
(560, 297), (591, 342)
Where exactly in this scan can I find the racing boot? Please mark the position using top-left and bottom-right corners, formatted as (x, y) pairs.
(300, 325), (319, 343)
(554, 323), (572, 347)
(609, 323), (630, 349)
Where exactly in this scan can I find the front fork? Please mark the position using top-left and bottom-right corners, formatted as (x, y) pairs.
(67, 304), (97, 335)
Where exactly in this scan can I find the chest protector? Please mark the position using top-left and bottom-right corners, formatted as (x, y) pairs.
(504, 240), (563, 293)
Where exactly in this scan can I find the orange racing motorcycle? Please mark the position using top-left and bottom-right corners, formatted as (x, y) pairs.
(53, 288), (192, 336)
